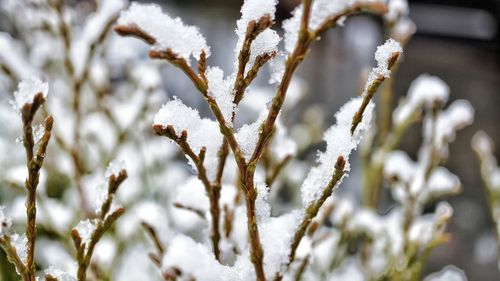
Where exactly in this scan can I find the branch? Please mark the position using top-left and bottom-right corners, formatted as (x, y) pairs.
(233, 15), (274, 105)
(278, 156), (346, 281)
(72, 169), (127, 281)
(153, 125), (222, 260)
(351, 51), (400, 134)
(142, 221), (166, 267)
(249, 1), (389, 171)
(18, 92), (53, 281)
(0, 236), (29, 281)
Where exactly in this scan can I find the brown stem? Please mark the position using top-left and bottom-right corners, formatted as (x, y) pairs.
(244, 186), (266, 281)
(19, 95), (53, 281)
(233, 16), (273, 105)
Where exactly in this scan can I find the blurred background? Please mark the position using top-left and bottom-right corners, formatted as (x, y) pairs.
(1, 0), (500, 279)
(150, 0), (500, 279)
(137, 0), (500, 279)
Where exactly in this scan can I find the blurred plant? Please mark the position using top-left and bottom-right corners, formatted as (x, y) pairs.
(472, 131), (500, 272)
(0, 0), (480, 280)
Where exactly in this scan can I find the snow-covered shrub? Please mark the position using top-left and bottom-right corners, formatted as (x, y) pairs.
(0, 0), (484, 280)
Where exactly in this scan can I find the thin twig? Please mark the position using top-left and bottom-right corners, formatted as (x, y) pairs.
(72, 169), (127, 281)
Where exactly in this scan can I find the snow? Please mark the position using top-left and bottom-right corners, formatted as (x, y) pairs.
(117, 2), (210, 60)
(282, 5), (302, 54)
(114, 245), (159, 281)
(161, 234), (239, 281)
(393, 74), (450, 124)
(295, 236), (312, 260)
(329, 259), (365, 281)
(235, 113), (267, 161)
(116, 201), (170, 240)
(42, 198), (74, 234)
(105, 160), (127, 179)
(392, 17), (416, 40)
(364, 39), (402, 92)
(433, 100), (474, 148)
(269, 53), (286, 84)
(384, 0), (409, 22)
(424, 266), (468, 281)
(300, 97), (374, 206)
(425, 167), (460, 199)
(131, 62), (161, 89)
(0, 32), (38, 79)
(472, 131), (495, 156)
(174, 177), (209, 212)
(409, 216), (436, 245)
(260, 211), (302, 277)
(11, 77), (49, 112)
(270, 122), (298, 160)
(0, 206), (12, 237)
(384, 151), (416, 183)
(45, 267), (76, 281)
(238, 0), (277, 28)
(255, 183), (271, 220)
(283, 0), (384, 53)
(235, 0), (277, 53)
(435, 201), (454, 221)
(153, 98), (223, 180)
(89, 61), (109, 89)
(374, 39), (402, 78)
(206, 67), (234, 125)
(74, 219), (97, 247)
(11, 233), (28, 264)
(93, 236), (118, 268)
(82, 0), (126, 44)
(245, 29), (280, 74)
(72, 0), (127, 78)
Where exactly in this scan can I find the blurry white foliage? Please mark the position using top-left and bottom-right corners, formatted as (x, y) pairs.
(0, 0), (478, 280)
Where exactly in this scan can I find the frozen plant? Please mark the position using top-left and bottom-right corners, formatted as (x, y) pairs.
(0, 0), (489, 280)
(0, 77), (53, 281)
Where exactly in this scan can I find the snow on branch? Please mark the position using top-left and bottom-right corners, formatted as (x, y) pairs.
(206, 67), (235, 126)
(300, 97), (374, 206)
(352, 38), (402, 133)
(116, 2), (210, 61)
(283, 0), (388, 53)
(393, 74), (450, 125)
(153, 98), (223, 180)
(71, 161), (127, 280)
(11, 77), (49, 113)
